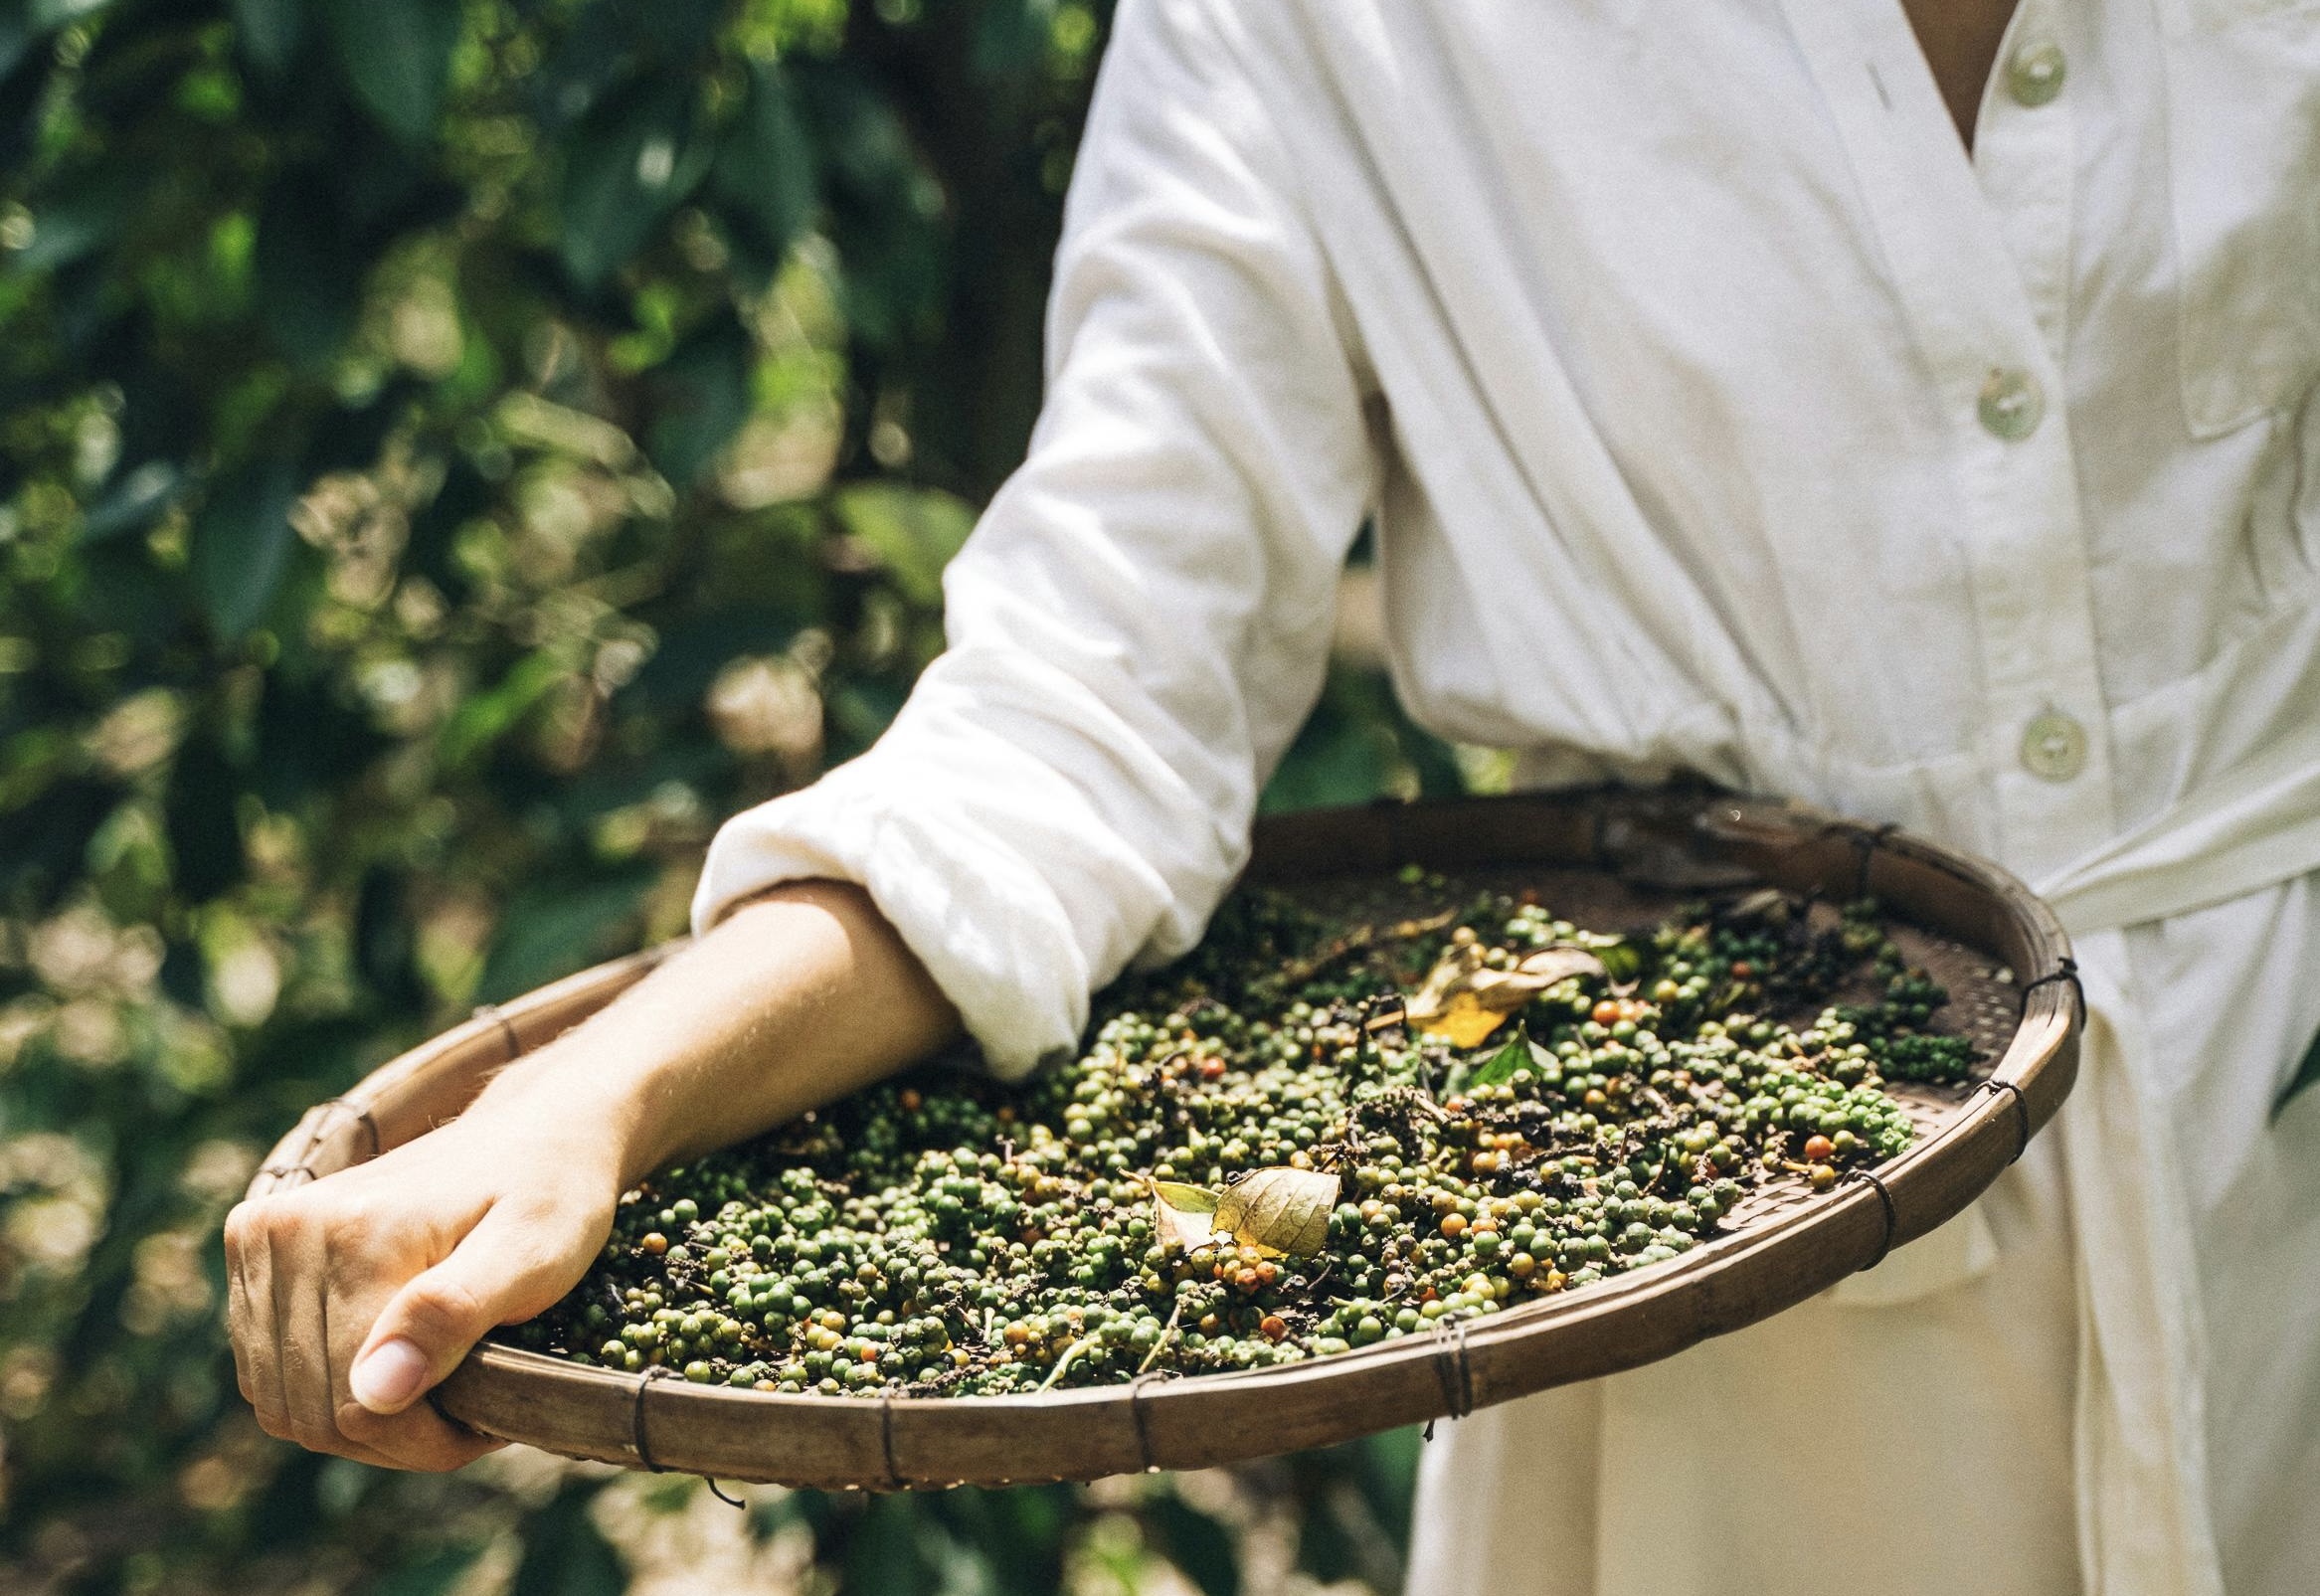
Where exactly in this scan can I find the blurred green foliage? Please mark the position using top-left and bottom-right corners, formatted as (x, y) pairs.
(0, 0), (1460, 1591)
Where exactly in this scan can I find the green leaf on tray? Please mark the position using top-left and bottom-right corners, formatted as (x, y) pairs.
(1468, 1032), (1555, 1091)
(1147, 1176), (1220, 1252)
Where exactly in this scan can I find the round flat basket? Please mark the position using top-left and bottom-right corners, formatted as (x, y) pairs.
(247, 789), (2078, 1491)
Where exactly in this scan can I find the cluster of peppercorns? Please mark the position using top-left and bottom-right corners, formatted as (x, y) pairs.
(509, 879), (1975, 1394)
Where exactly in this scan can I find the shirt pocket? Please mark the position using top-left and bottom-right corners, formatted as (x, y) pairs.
(2158, 0), (2320, 436)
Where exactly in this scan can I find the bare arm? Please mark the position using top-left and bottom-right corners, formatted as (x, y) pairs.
(223, 880), (959, 1471)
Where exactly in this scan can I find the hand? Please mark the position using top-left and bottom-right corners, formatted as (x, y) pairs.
(223, 1096), (620, 1471)
(223, 880), (960, 1470)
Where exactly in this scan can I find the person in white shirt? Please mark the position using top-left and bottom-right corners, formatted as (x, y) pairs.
(228, 3), (2320, 1591)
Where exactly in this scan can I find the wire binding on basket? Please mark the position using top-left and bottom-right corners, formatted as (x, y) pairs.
(629, 1365), (677, 1472)
(1839, 1167), (1898, 1271)
(878, 1393), (902, 1492)
(1826, 819), (1899, 900)
(309, 1097), (381, 1161)
(1979, 1078), (2033, 1164)
(704, 1479), (746, 1509)
(2020, 956), (2083, 1023)
(473, 1001), (525, 1061)
(1128, 1372), (1161, 1474)
(1422, 1318), (1476, 1441)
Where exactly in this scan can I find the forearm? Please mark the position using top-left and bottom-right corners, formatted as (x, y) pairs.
(467, 879), (962, 1188)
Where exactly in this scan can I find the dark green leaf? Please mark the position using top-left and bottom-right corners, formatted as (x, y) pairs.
(14, 174), (133, 272)
(509, 1486), (626, 1596)
(558, 87), (713, 289)
(2276, 1023), (2320, 1120)
(476, 870), (653, 1003)
(79, 459), (184, 542)
(839, 1496), (940, 1596)
(163, 738), (246, 903)
(190, 454), (302, 638)
(710, 62), (817, 271)
(368, 1542), (485, 1596)
(1147, 1493), (1240, 1596)
(257, 174), (364, 367)
(644, 314), (754, 486)
(230, 0), (303, 77)
(321, 0), (461, 143)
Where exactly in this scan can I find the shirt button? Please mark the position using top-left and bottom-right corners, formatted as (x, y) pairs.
(2007, 41), (2067, 107)
(1978, 367), (2045, 441)
(2021, 709), (2088, 783)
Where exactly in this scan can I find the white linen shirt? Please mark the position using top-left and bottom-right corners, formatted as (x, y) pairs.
(697, 2), (2320, 1591)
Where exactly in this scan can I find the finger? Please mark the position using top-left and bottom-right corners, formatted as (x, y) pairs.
(230, 1205), (293, 1440)
(350, 1201), (582, 1416)
(222, 1204), (258, 1406)
(268, 1207), (378, 1462)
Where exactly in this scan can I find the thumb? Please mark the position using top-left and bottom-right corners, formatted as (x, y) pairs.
(350, 1203), (578, 1415)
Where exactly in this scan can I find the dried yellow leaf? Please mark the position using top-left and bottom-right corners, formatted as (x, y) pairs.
(1213, 1166), (1338, 1259)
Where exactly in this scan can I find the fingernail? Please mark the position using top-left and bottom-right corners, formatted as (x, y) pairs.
(350, 1337), (430, 1413)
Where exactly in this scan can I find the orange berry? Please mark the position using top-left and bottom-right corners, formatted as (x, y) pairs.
(1592, 1000), (1621, 1026)
(640, 1232), (668, 1256)
(1803, 1135), (1835, 1163)
(1440, 1213), (1469, 1239)
(1259, 1315), (1288, 1342)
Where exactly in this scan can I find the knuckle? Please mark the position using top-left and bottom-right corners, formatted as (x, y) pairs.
(400, 1275), (487, 1339)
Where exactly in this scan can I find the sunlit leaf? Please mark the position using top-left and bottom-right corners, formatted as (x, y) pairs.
(831, 482), (977, 607)
(1214, 1166), (1338, 1259)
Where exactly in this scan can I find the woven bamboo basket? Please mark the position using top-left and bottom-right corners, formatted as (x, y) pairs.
(246, 788), (2079, 1490)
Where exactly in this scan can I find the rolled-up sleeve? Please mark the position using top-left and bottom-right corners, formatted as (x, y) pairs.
(690, 0), (1377, 1077)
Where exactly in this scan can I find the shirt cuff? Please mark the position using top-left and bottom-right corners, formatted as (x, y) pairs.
(689, 758), (1090, 1080)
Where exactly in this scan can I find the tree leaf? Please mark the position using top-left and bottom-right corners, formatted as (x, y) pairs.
(189, 455), (300, 638)
(830, 482), (977, 607)
(558, 87), (713, 290)
(229, 0), (303, 77)
(643, 314), (755, 487)
(1147, 1176), (1220, 1252)
(711, 61), (817, 275)
(79, 459), (184, 543)
(1213, 1166), (1338, 1259)
(257, 174), (363, 368)
(321, 0), (460, 144)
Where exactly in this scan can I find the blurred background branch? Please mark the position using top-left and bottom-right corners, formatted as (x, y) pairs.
(0, 1), (1463, 1590)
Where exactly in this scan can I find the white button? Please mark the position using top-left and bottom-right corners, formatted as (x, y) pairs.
(1979, 368), (2045, 441)
(2007, 41), (2066, 107)
(2021, 710), (2087, 782)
